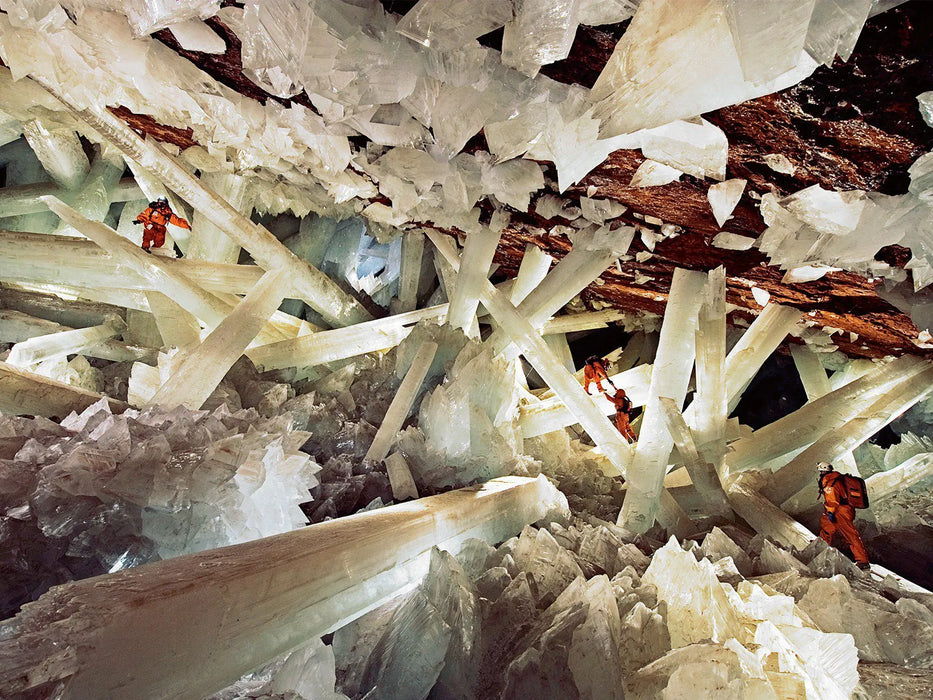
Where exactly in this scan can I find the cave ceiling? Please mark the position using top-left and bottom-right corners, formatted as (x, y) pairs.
(109, 2), (933, 360)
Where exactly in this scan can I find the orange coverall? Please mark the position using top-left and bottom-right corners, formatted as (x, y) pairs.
(818, 471), (869, 566)
(606, 391), (637, 443)
(583, 360), (613, 393)
(134, 204), (190, 250)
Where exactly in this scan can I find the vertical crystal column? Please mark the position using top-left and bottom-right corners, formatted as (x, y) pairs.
(148, 268), (290, 410)
(37, 84), (372, 327)
(186, 171), (251, 264)
(619, 268), (707, 533)
(54, 151), (123, 237)
(724, 303), (802, 412)
(691, 267), (727, 464)
(658, 397), (732, 519)
(365, 340), (439, 462)
(790, 343), (859, 474)
(446, 227), (501, 337)
(396, 230), (425, 314)
(426, 230), (633, 475)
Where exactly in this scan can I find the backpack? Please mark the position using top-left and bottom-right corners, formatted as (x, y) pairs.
(840, 473), (869, 509)
(620, 395), (632, 414)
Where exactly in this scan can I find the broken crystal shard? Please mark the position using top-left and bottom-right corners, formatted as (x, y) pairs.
(710, 232), (756, 250)
(628, 159), (682, 188)
(804, 0), (873, 65)
(707, 178), (747, 227)
(21, 119), (89, 191)
(638, 118), (728, 181)
(167, 19), (226, 54)
(619, 268), (707, 533)
(395, 0), (512, 51)
(0, 476), (567, 698)
(919, 91), (933, 128)
(591, 0), (818, 136)
(366, 340), (438, 463)
(724, 0), (814, 85)
(384, 452), (419, 501)
(502, 0), (580, 77)
(148, 268), (289, 410)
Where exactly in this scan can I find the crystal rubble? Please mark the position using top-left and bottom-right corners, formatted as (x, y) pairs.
(619, 268), (707, 534)
(36, 85), (372, 329)
(0, 475), (568, 699)
(147, 269), (290, 410)
(364, 340), (438, 463)
(426, 230), (633, 475)
(0, 397), (318, 617)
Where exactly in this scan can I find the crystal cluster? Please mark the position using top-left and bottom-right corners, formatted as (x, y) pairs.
(0, 397), (319, 619)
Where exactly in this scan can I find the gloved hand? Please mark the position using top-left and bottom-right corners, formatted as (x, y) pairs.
(826, 511), (836, 524)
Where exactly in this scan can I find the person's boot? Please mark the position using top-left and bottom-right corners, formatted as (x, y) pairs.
(857, 562), (871, 571)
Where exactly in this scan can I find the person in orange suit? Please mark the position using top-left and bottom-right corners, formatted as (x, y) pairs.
(607, 389), (637, 443)
(817, 462), (870, 570)
(134, 197), (190, 251)
(583, 355), (615, 394)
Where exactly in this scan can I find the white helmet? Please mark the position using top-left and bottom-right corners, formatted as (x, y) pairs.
(817, 461), (833, 473)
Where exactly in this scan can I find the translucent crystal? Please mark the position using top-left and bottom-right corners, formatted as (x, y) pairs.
(707, 178), (747, 227)
(167, 19), (226, 54)
(629, 160), (682, 188)
(619, 268), (707, 533)
(501, 0), (580, 77)
(724, 0), (815, 84)
(638, 119), (728, 181)
(7, 319), (123, 367)
(804, 0), (873, 66)
(592, 0), (819, 136)
(395, 0), (511, 51)
(21, 118), (89, 190)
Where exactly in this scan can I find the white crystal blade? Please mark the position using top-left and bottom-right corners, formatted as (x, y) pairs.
(707, 178), (747, 227)
(366, 340), (438, 463)
(446, 227), (501, 336)
(147, 268), (290, 410)
(619, 268), (707, 533)
(0, 476), (567, 699)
